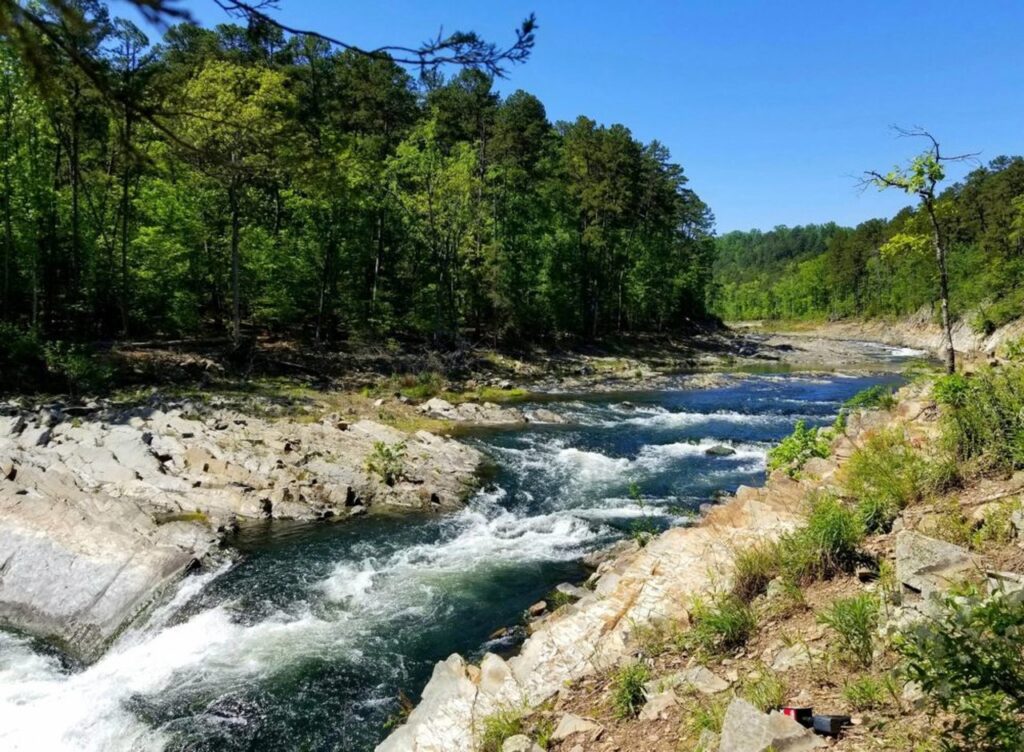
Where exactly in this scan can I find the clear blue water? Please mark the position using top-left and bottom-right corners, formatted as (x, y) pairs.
(0, 365), (910, 752)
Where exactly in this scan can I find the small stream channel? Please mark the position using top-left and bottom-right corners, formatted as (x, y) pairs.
(0, 350), (919, 751)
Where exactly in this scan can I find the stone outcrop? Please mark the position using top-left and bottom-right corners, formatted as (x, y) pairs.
(419, 398), (525, 424)
(717, 698), (825, 752)
(0, 398), (483, 661)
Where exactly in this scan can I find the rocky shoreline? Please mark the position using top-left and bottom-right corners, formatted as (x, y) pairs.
(0, 395), (482, 662)
(374, 389), (931, 752)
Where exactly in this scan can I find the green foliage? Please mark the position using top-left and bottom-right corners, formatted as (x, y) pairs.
(687, 593), (757, 655)
(731, 540), (782, 602)
(843, 428), (930, 532)
(784, 493), (865, 582)
(767, 420), (831, 475)
(936, 365), (1024, 474)
(365, 441), (407, 486)
(681, 696), (729, 750)
(842, 675), (888, 711)
(895, 591), (1024, 752)
(843, 384), (897, 411)
(478, 707), (525, 752)
(742, 670), (786, 712)
(43, 342), (115, 394)
(0, 26), (716, 350)
(611, 661), (651, 719)
(817, 594), (879, 668)
(710, 158), (1024, 325)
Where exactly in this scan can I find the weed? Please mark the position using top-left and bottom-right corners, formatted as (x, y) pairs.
(731, 540), (781, 602)
(843, 675), (886, 710)
(935, 365), (1024, 475)
(611, 661), (651, 719)
(688, 593), (757, 655)
(533, 716), (554, 749)
(767, 419), (831, 475)
(843, 384), (897, 411)
(781, 493), (864, 583)
(742, 670), (786, 712)
(842, 428), (929, 532)
(365, 440), (407, 486)
(817, 593), (878, 668)
(895, 590), (1024, 752)
(478, 707), (525, 752)
(681, 695), (729, 749)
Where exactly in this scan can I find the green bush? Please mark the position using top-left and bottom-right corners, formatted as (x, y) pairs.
(365, 440), (407, 486)
(935, 365), (1024, 475)
(843, 384), (897, 412)
(818, 593), (878, 668)
(611, 661), (651, 719)
(0, 324), (46, 391)
(843, 428), (930, 532)
(42, 342), (115, 395)
(784, 493), (865, 582)
(842, 675), (888, 711)
(767, 419), (831, 475)
(681, 695), (729, 750)
(688, 593), (757, 655)
(895, 591), (1024, 752)
(742, 670), (786, 712)
(478, 707), (525, 752)
(731, 540), (782, 602)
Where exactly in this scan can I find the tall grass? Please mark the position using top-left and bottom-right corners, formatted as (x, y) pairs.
(934, 367), (1024, 475)
(611, 661), (651, 718)
(842, 428), (931, 532)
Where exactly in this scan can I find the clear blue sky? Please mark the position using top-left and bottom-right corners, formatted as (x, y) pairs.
(117, 0), (1024, 233)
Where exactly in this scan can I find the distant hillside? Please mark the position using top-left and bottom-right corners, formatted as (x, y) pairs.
(710, 157), (1024, 331)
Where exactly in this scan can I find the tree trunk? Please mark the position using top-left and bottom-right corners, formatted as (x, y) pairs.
(229, 180), (241, 343)
(119, 110), (132, 334)
(925, 199), (956, 374)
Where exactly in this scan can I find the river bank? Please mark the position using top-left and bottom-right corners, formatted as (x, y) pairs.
(0, 339), (920, 751)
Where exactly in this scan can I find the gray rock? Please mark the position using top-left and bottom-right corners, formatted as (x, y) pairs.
(895, 530), (977, 598)
(647, 664), (729, 696)
(717, 697), (825, 752)
(555, 582), (589, 601)
(527, 408), (566, 424)
(502, 735), (542, 752)
(901, 680), (926, 710)
(705, 444), (737, 457)
(639, 690), (677, 720)
(551, 713), (601, 741)
(697, 729), (719, 751)
(770, 643), (820, 672)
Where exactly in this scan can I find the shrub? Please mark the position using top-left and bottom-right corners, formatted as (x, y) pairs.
(895, 591), (1024, 752)
(688, 593), (757, 655)
(43, 341), (115, 395)
(843, 384), (897, 412)
(767, 419), (831, 475)
(742, 670), (786, 712)
(789, 493), (865, 580)
(365, 440), (407, 486)
(935, 365), (1024, 475)
(843, 428), (929, 532)
(842, 676), (887, 711)
(731, 540), (782, 602)
(611, 661), (651, 719)
(478, 707), (524, 752)
(817, 594), (879, 668)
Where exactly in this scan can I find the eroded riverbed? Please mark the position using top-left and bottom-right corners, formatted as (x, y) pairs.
(0, 358), (917, 751)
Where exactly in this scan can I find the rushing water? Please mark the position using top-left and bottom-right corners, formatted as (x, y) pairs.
(0, 354), (919, 752)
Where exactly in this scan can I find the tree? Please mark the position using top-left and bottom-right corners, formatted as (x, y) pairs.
(864, 129), (978, 373)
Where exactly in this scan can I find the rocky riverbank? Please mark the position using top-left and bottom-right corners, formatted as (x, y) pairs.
(376, 379), (984, 752)
(0, 394), (482, 662)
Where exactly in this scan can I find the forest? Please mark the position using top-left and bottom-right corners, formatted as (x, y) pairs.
(0, 1), (716, 349)
(712, 156), (1024, 332)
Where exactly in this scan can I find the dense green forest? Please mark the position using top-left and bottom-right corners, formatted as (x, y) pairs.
(712, 157), (1024, 331)
(0, 2), (714, 347)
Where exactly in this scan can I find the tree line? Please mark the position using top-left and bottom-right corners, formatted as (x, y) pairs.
(0, 1), (714, 348)
(712, 156), (1024, 334)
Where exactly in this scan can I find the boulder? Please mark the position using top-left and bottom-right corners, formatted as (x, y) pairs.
(705, 444), (737, 457)
(639, 690), (677, 721)
(550, 713), (601, 742)
(770, 643), (820, 672)
(502, 735), (542, 752)
(527, 408), (566, 424)
(717, 698), (825, 752)
(555, 582), (590, 601)
(895, 531), (978, 598)
(647, 664), (729, 696)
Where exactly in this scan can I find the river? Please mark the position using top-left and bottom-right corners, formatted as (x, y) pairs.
(0, 350), (918, 751)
